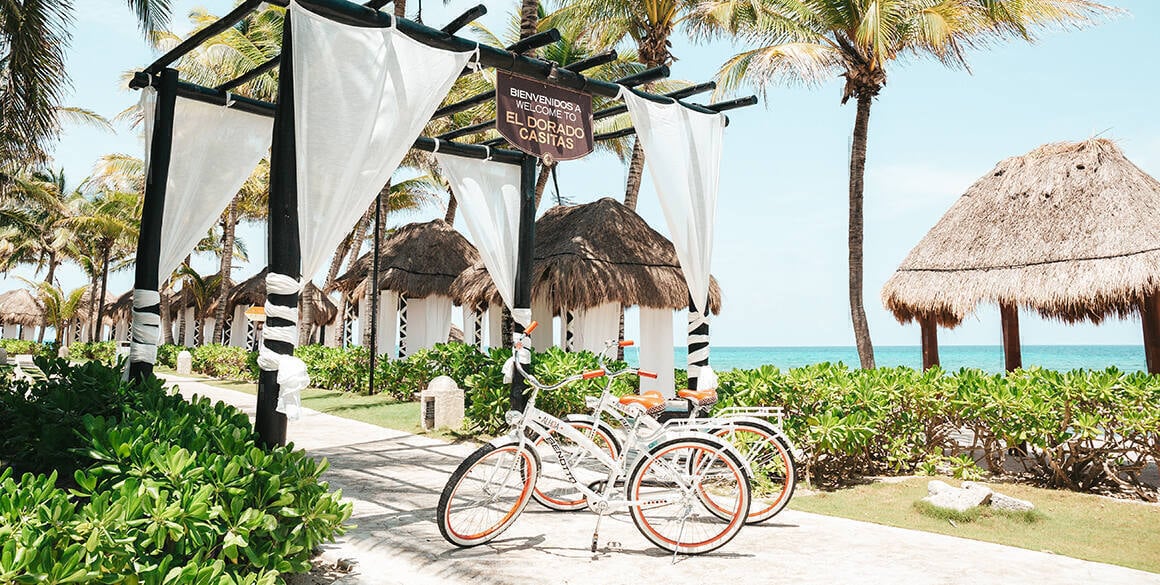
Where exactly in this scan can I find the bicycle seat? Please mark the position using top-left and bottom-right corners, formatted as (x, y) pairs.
(619, 391), (666, 416)
(677, 388), (718, 408)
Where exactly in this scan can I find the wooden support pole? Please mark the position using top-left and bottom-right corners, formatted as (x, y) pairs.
(920, 316), (939, 371)
(128, 68), (179, 383)
(1140, 292), (1160, 374)
(1000, 302), (1022, 372)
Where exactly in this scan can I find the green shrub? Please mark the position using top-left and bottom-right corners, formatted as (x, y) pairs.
(67, 340), (117, 364)
(156, 344), (188, 368)
(296, 344), (370, 392)
(0, 359), (351, 583)
(191, 344), (259, 382)
(0, 339), (40, 357)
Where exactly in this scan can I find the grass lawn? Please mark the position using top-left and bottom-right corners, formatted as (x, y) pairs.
(789, 476), (1160, 573)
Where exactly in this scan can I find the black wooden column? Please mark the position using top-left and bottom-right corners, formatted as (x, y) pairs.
(368, 192), (383, 394)
(129, 68), (179, 383)
(256, 14), (298, 448)
(510, 155), (537, 412)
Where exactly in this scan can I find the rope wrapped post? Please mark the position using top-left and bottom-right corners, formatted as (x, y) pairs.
(128, 68), (179, 383)
(255, 13), (301, 448)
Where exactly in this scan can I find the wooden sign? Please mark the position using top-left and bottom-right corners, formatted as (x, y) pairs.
(495, 71), (594, 161)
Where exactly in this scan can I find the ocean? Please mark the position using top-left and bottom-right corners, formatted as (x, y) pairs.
(621, 345), (1149, 374)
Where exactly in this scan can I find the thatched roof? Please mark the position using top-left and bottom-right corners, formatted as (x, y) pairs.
(451, 197), (722, 314)
(882, 139), (1160, 327)
(0, 289), (43, 326)
(217, 269), (338, 325)
(104, 290), (134, 323)
(334, 219), (480, 302)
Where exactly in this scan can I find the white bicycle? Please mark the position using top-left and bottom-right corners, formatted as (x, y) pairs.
(436, 323), (753, 555)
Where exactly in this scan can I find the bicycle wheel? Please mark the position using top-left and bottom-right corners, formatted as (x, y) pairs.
(532, 419), (621, 511)
(713, 420), (796, 523)
(437, 439), (541, 547)
(627, 437), (750, 555)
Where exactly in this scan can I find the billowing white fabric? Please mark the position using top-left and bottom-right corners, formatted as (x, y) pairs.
(141, 92), (273, 280)
(572, 303), (620, 354)
(291, 2), (473, 282)
(621, 89), (725, 312)
(407, 295), (452, 352)
(128, 289), (161, 365)
(640, 307), (675, 397)
(438, 156), (522, 311)
(463, 308), (479, 346)
(377, 291), (398, 358)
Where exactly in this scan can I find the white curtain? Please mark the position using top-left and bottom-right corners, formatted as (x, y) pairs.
(437, 156), (522, 312)
(639, 308), (675, 397)
(406, 295), (452, 352)
(142, 90), (273, 280)
(377, 290), (399, 358)
(621, 90), (725, 312)
(291, 1), (474, 281)
(488, 304), (504, 348)
(572, 303), (620, 354)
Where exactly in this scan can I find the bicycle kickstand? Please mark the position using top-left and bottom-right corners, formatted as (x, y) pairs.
(590, 514), (604, 553)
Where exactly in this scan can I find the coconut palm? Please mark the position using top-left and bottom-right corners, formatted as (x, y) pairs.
(63, 189), (142, 339)
(543, 0), (694, 210)
(0, 1), (170, 166)
(690, 0), (1114, 368)
(21, 279), (88, 344)
(173, 264), (223, 346)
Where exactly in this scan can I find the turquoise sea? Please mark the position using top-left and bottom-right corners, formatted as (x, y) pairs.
(622, 345), (1148, 374)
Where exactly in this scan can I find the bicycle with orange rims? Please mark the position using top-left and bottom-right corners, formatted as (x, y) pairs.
(436, 321), (752, 557)
(535, 338), (798, 525)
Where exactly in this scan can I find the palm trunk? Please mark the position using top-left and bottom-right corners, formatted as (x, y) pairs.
(160, 279), (173, 345)
(343, 206), (374, 279)
(519, 1), (538, 50)
(176, 256), (191, 346)
(394, 0), (405, 18)
(299, 286), (314, 346)
(444, 192), (458, 225)
(849, 94), (875, 369)
(532, 162), (554, 210)
(37, 255), (56, 343)
(212, 199), (238, 344)
(623, 139), (645, 210)
(87, 275), (99, 341)
(95, 246), (110, 342)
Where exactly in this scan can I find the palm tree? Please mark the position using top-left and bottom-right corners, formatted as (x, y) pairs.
(173, 265), (223, 346)
(544, 0), (692, 210)
(21, 279), (88, 344)
(63, 189), (141, 339)
(0, 1), (170, 166)
(691, 0), (1114, 368)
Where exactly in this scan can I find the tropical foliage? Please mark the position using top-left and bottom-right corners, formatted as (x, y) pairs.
(0, 358), (352, 583)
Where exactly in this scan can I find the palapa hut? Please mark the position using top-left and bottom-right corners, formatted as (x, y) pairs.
(332, 219), (479, 357)
(217, 269), (338, 349)
(451, 197), (722, 395)
(0, 289), (44, 341)
(882, 139), (1160, 373)
(104, 290), (135, 343)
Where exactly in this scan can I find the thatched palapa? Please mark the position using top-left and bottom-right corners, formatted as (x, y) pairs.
(0, 289), (44, 327)
(224, 269), (338, 325)
(334, 219), (480, 302)
(881, 139), (1160, 371)
(451, 197), (722, 314)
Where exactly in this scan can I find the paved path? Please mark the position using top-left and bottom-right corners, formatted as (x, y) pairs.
(162, 375), (1160, 585)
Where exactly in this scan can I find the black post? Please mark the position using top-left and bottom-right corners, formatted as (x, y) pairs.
(129, 68), (179, 383)
(368, 193), (382, 395)
(510, 155), (537, 412)
(256, 14), (298, 448)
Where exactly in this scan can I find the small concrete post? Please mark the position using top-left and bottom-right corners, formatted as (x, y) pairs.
(176, 350), (193, 375)
(420, 375), (464, 431)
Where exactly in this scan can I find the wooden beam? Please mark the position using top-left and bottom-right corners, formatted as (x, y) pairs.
(919, 316), (939, 371)
(1000, 303), (1022, 372)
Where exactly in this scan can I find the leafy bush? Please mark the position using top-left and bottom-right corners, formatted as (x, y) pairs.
(192, 344), (259, 382)
(295, 344), (369, 392)
(156, 344), (188, 369)
(67, 340), (117, 364)
(0, 339), (48, 358)
(0, 359), (351, 583)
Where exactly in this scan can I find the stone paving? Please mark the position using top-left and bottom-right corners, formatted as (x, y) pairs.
(162, 374), (1160, 585)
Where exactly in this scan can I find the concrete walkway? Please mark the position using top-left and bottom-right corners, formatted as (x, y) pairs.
(162, 375), (1160, 585)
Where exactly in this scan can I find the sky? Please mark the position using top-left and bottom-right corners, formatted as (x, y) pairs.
(11, 0), (1160, 348)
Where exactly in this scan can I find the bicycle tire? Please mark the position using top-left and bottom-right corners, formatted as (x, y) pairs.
(711, 420), (797, 524)
(627, 437), (750, 555)
(532, 419), (621, 511)
(436, 439), (541, 547)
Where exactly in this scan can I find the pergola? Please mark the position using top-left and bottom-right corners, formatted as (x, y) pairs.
(125, 0), (754, 447)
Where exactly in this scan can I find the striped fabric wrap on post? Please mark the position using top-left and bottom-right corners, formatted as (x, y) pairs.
(129, 289), (162, 365)
(257, 272), (310, 419)
(687, 301), (710, 391)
